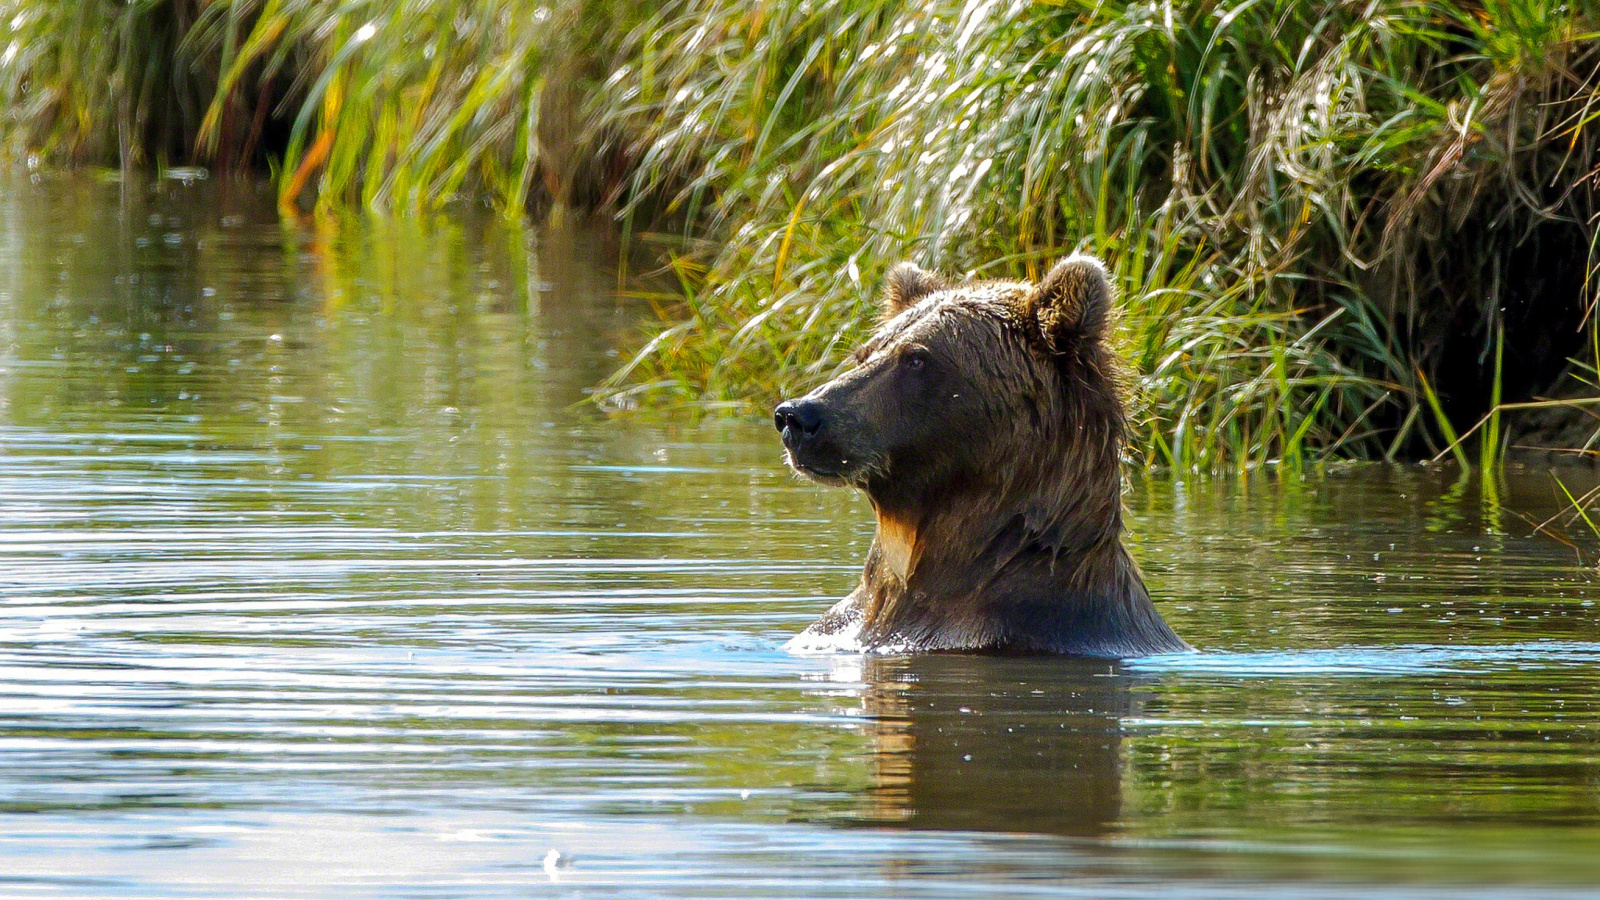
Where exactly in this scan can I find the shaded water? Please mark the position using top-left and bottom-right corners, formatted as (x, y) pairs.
(1, 174), (1598, 897)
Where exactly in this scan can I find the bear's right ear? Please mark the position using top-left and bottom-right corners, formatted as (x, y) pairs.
(881, 262), (946, 318)
(1021, 254), (1113, 354)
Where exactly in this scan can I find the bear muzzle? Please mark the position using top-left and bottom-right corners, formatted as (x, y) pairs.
(774, 398), (855, 482)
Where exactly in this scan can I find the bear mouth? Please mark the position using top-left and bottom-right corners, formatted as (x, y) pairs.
(784, 449), (855, 486)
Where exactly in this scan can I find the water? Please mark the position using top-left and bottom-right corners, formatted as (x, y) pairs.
(1, 174), (1598, 898)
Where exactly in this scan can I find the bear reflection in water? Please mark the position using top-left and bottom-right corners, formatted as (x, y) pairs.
(852, 654), (1137, 835)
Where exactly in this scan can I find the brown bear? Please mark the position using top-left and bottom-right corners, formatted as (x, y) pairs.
(773, 254), (1189, 657)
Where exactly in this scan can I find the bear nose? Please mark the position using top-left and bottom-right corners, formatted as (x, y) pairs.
(774, 399), (825, 439)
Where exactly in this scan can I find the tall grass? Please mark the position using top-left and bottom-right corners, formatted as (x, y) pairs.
(595, 0), (1600, 469)
(0, 1), (217, 168)
(5, 0), (1600, 470)
(0, 0), (639, 213)
(206, 0), (641, 216)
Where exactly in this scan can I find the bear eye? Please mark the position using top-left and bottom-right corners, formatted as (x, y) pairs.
(902, 348), (931, 371)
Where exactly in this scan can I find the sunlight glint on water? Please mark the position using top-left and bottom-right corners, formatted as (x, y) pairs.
(0, 174), (1598, 897)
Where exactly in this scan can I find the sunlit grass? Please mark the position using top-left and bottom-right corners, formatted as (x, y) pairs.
(0, 0), (639, 214)
(594, 0), (1600, 469)
(4, 0), (1600, 470)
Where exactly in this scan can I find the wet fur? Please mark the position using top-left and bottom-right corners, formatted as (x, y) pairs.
(784, 256), (1189, 657)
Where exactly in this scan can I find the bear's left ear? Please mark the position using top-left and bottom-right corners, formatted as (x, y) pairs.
(881, 262), (947, 318)
(1021, 254), (1113, 353)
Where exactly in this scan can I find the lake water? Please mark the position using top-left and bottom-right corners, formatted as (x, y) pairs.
(1, 174), (1597, 898)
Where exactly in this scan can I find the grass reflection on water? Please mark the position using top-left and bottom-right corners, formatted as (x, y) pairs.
(0, 174), (1598, 896)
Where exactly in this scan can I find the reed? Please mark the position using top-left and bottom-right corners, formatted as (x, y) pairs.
(4, 0), (1600, 470)
(0, 0), (639, 212)
(0, 0), (215, 168)
(594, 0), (1600, 469)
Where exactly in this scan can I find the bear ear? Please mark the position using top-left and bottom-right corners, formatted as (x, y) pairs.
(881, 262), (947, 318)
(1022, 254), (1113, 353)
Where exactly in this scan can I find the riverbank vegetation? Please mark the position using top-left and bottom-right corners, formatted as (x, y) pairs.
(4, 0), (1599, 470)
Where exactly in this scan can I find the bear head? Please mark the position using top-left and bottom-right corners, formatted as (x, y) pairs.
(773, 254), (1125, 516)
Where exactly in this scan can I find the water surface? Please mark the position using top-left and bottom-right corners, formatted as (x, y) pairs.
(1, 174), (1598, 897)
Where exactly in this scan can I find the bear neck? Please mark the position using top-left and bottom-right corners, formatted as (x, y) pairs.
(856, 441), (1186, 656)
(865, 463), (1123, 588)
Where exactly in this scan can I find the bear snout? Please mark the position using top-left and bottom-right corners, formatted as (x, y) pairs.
(775, 398), (856, 483)
(774, 399), (826, 442)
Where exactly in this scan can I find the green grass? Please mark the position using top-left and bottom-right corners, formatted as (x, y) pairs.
(0, 0), (640, 213)
(5, 0), (1600, 471)
(594, 0), (1600, 469)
